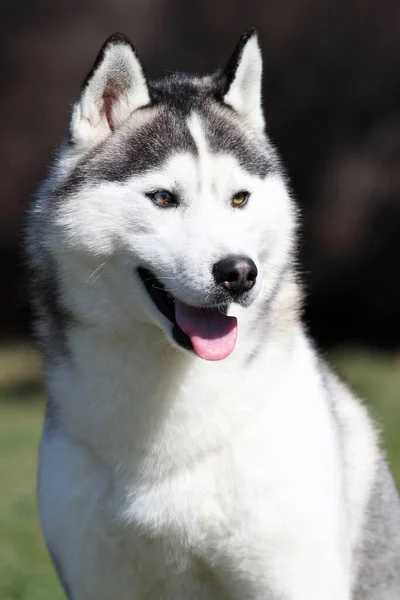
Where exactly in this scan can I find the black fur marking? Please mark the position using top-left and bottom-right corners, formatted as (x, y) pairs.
(39, 266), (69, 333)
(150, 73), (213, 111)
(58, 32), (276, 195)
(220, 29), (258, 98)
(30, 252), (73, 360)
(203, 105), (272, 178)
(149, 76), (274, 177)
(99, 110), (197, 183)
(58, 108), (198, 195)
(57, 99), (274, 198)
(79, 32), (143, 94)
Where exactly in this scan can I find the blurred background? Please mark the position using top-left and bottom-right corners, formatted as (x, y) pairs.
(1, 0), (399, 598)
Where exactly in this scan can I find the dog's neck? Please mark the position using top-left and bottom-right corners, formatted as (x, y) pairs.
(48, 271), (302, 481)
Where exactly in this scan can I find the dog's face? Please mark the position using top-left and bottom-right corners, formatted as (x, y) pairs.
(33, 32), (296, 360)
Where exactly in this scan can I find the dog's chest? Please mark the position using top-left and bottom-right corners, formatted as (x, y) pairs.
(119, 458), (240, 551)
(113, 461), (268, 598)
(112, 420), (340, 598)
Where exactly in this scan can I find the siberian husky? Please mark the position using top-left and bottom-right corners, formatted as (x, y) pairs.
(26, 30), (400, 599)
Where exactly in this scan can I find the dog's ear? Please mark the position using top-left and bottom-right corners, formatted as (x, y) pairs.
(223, 29), (264, 131)
(70, 33), (150, 148)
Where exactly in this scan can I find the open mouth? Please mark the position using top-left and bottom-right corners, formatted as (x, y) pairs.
(137, 267), (238, 361)
(137, 267), (192, 351)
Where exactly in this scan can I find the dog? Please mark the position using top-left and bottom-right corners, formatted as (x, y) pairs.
(26, 30), (400, 599)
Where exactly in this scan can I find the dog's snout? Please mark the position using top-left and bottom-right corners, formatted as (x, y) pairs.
(213, 255), (258, 296)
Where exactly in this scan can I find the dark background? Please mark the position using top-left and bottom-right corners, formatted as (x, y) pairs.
(2, 0), (400, 348)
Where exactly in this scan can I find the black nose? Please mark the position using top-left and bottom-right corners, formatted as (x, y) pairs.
(213, 255), (258, 296)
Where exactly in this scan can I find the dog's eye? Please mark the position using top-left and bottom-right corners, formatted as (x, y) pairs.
(148, 190), (178, 207)
(232, 191), (250, 208)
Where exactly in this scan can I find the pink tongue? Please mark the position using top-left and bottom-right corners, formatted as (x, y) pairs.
(175, 301), (238, 361)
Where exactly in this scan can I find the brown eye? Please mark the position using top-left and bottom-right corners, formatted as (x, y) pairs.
(232, 191), (250, 208)
(148, 190), (178, 207)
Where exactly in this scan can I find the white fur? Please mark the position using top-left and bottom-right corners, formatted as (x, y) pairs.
(70, 40), (150, 149)
(47, 113), (293, 343)
(223, 33), (264, 131)
(27, 28), (389, 595)
(35, 109), (381, 600)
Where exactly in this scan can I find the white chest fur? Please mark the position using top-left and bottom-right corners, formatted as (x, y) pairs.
(39, 326), (356, 600)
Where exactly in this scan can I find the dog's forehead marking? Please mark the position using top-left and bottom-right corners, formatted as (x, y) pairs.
(186, 112), (214, 189)
(56, 107), (197, 197)
(186, 112), (208, 161)
(56, 98), (276, 201)
(186, 105), (274, 181)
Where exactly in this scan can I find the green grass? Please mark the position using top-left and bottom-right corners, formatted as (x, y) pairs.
(0, 341), (398, 599)
(331, 347), (400, 485)
(0, 342), (63, 600)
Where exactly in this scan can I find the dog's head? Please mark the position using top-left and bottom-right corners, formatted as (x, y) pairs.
(28, 31), (296, 361)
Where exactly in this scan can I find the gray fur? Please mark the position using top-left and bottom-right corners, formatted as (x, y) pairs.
(49, 545), (73, 600)
(38, 408), (71, 598)
(322, 365), (400, 599)
(354, 458), (400, 599)
(57, 97), (274, 200)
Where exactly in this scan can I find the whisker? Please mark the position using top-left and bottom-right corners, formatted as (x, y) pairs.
(85, 261), (107, 285)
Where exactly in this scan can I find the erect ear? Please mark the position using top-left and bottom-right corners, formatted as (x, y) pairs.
(223, 29), (264, 131)
(70, 33), (150, 148)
